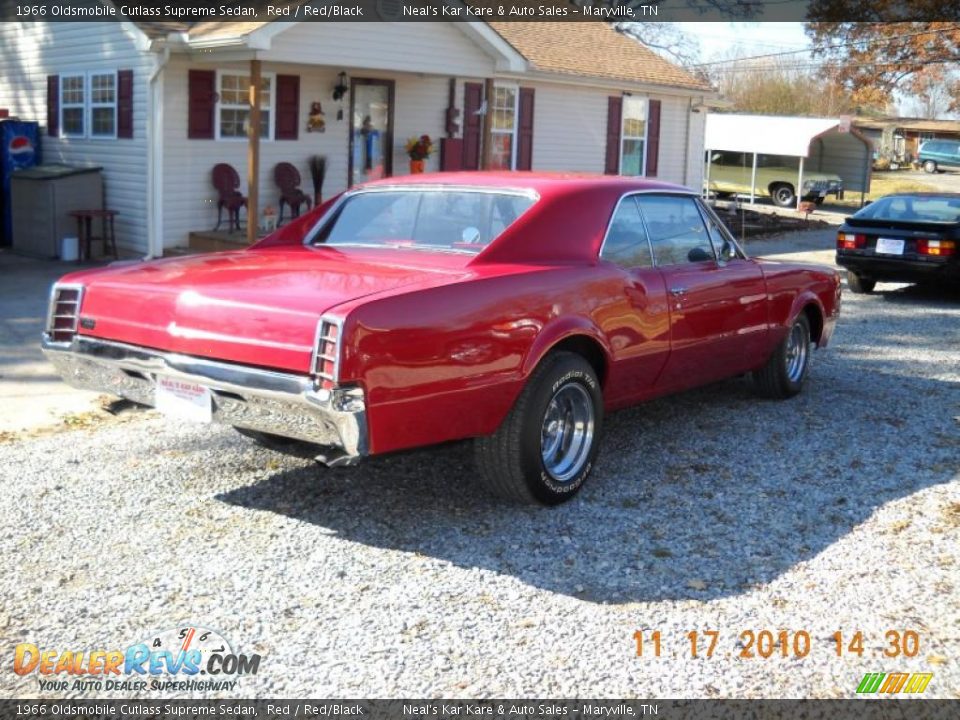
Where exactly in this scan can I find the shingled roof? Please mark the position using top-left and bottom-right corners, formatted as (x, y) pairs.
(131, 18), (711, 92)
(488, 22), (711, 91)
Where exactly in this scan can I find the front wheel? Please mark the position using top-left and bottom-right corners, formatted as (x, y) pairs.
(923, 160), (937, 174)
(474, 352), (603, 505)
(753, 314), (811, 399)
(770, 183), (796, 208)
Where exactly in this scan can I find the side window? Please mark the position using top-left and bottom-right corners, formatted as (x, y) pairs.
(600, 197), (653, 268)
(635, 195), (714, 266)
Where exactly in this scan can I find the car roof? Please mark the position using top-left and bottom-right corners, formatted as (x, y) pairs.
(356, 171), (692, 197)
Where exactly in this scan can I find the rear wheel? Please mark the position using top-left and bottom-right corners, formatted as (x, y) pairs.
(846, 272), (876, 294)
(923, 160), (937, 174)
(753, 314), (811, 399)
(770, 183), (796, 208)
(474, 352), (603, 505)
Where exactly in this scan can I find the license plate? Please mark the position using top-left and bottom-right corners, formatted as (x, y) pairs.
(875, 237), (905, 255)
(155, 376), (212, 423)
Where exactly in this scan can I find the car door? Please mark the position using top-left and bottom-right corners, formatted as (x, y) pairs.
(635, 193), (767, 392)
(596, 195), (671, 401)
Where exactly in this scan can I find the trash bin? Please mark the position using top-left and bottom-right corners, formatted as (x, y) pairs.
(60, 236), (79, 262)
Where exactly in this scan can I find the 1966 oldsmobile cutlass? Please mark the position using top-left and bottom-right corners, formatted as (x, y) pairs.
(43, 173), (840, 504)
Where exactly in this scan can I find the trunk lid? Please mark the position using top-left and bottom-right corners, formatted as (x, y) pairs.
(77, 246), (467, 373)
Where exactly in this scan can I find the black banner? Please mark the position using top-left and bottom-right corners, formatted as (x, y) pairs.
(1, 0), (960, 23)
(1, 700), (959, 720)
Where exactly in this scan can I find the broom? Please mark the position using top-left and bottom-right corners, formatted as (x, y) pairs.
(309, 155), (327, 207)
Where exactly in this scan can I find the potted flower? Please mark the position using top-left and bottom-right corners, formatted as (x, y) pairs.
(405, 134), (433, 174)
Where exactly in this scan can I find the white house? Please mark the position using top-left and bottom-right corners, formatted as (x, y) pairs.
(0, 19), (715, 257)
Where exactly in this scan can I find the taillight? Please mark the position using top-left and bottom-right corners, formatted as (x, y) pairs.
(917, 239), (956, 257)
(837, 232), (866, 250)
(312, 316), (342, 390)
(45, 284), (84, 344)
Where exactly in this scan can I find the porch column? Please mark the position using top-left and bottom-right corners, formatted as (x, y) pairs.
(247, 59), (262, 245)
(481, 78), (494, 170)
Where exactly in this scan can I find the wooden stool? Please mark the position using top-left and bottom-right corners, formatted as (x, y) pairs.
(69, 209), (119, 261)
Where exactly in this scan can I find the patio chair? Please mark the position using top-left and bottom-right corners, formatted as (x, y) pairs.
(274, 162), (312, 223)
(212, 163), (247, 232)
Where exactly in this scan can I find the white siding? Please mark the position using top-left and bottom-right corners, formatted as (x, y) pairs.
(0, 22), (152, 254)
(259, 22), (496, 78)
(160, 57), (456, 249)
(528, 82), (702, 188)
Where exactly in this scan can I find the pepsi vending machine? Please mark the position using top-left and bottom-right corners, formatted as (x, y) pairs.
(0, 119), (41, 246)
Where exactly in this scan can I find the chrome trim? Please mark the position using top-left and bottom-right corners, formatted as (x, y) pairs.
(694, 197), (747, 260)
(41, 335), (368, 460)
(45, 283), (85, 345)
(311, 314), (344, 385)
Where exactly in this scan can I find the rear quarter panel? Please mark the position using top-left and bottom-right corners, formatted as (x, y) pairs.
(757, 261), (841, 349)
(335, 265), (632, 455)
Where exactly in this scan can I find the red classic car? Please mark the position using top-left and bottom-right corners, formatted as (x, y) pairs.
(43, 173), (841, 504)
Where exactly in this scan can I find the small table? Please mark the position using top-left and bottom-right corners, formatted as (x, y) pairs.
(69, 209), (119, 261)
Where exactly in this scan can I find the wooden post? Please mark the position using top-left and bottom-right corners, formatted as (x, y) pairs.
(481, 78), (494, 170)
(246, 59), (261, 245)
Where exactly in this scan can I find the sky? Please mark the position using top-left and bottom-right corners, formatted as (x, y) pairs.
(681, 22), (811, 61)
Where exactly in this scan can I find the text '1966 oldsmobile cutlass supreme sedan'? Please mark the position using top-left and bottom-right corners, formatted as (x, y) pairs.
(43, 173), (841, 504)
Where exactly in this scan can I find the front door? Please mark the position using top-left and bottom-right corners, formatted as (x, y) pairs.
(634, 193), (766, 391)
(349, 78), (394, 187)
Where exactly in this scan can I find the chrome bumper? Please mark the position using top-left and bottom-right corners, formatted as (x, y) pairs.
(41, 335), (367, 464)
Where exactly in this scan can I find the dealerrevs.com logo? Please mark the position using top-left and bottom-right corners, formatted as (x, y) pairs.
(13, 626), (261, 692)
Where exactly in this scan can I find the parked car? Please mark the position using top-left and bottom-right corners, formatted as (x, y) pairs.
(707, 151), (844, 207)
(42, 173), (841, 505)
(836, 192), (960, 293)
(918, 139), (960, 174)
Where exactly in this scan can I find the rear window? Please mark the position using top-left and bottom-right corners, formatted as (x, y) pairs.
(855, 195), (960, 222)
(309, 189), (537, 253)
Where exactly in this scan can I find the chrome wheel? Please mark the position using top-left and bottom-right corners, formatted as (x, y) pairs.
(785, 322), (809, 383)
(540, 383), (595, 483)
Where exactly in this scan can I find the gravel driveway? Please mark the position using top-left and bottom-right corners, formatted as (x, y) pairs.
(1, 273), (957, 699)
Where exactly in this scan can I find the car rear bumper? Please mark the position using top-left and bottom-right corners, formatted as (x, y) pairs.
(836, 254), (957, 283)
(41, 334), (367, 464)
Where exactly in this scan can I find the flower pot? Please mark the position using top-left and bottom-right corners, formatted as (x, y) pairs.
(409, 159), (425, 174)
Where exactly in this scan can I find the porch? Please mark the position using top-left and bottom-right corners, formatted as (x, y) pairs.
(155, 21), (520, 254)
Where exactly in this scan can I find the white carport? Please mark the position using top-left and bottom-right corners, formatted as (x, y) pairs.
(704, 114), (873, 208)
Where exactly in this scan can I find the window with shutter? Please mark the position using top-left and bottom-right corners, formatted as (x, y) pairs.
(645, 99), (661, 177)
(516, 87), (534, 171)
(605, 96), (622, 175)
(462, 82), (483, 171)
(117, 69), (134, 139)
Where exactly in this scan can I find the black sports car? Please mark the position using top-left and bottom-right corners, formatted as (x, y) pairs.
(836, 193), (959, 293)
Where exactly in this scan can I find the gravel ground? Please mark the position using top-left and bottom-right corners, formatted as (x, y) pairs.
(1, 278), (957, 700)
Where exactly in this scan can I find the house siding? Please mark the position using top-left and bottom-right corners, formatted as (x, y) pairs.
(259, 22), (496, 78)
(160, 56), (460, 249)
(528, 82), (704, 188)
(0, 22), (152, 254)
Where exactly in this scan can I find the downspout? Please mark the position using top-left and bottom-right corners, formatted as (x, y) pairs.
(682, 96), (692, 186)
(145, 45), (170, 260)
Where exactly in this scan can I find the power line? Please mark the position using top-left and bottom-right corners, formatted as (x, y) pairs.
(690, 23), (960, 68)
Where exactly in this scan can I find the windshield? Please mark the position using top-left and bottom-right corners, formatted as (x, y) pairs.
(855, 195), (960, 223)
(310, 189), (537, 253)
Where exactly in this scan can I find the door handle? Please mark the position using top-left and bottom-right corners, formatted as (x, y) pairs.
(670, 287), (687, 296)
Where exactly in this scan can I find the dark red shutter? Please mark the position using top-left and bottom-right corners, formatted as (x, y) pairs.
(275, 74), (300, 140)
(117, 69), (134, 139)
(462, 82), (483, 171)
(188, 69), (216, 140)
(645, 99), (661, 177)
(605, 96), (622, 175)
(516, 87), (535, 171)
(47, 75), (59, 137)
